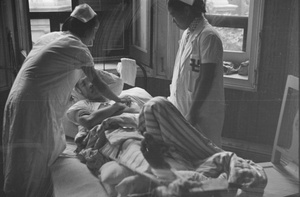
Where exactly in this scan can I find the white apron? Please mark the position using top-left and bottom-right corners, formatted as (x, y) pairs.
(2, 31), (93, 196)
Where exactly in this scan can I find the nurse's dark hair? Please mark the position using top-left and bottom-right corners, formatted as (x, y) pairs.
(167, 0), (206, 16)
(62, 15), (99, 38)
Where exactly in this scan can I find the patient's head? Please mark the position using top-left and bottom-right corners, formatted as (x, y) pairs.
(74, 70), (123, 102)
(75, 76), (107, 101)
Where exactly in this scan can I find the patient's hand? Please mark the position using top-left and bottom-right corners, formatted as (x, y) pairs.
(111, 102), (127, 116)
(123, 101), (140, 113)
(119, 96), (132, 106)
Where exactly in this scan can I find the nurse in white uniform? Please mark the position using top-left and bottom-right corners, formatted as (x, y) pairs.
(2, 4), (130, 197)
(167, 0), (225, 147)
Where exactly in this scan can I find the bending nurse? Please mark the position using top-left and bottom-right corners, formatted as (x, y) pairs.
(167, 0), (225, 146)
(2, 4), (129, 197)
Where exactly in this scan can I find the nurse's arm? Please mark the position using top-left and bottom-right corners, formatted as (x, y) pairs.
(81, 66), (122, 102)
(187, 63), (216, 126)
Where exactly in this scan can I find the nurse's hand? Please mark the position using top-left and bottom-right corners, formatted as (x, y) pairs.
(118, 96), (132, 107)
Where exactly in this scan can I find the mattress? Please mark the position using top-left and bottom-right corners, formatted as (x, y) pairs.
(50, 139), (109, 197)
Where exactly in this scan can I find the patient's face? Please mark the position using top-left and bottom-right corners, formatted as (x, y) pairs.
(76, 77), (102, 100)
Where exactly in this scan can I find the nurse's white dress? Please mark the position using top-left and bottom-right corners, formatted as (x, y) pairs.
(2, 31), (93, 196)
(168, 18), (225, 147)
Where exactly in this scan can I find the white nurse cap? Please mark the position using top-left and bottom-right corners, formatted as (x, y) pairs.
(179, 0), (195, 5)
(70, 4), (97, 23)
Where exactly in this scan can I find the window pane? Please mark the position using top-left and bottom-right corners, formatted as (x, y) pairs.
(206, 0), (250, 16)
(133, 0), (148, 52)
(78, 0), (122, 11)
(29, 0), (72, 12)
(215, 27), (244, 51)
(30, 19), (50, 44)
(206, 0), (250, 52)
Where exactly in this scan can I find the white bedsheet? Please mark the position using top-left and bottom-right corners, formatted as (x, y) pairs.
(50, 140), (109, 197)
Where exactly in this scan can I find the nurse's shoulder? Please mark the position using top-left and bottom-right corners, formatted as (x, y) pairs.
(33, 31), (65, 47)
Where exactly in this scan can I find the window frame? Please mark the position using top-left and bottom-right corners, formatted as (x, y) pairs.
(206, 0), (265, 91)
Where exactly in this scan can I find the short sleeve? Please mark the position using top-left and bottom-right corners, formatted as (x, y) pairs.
(75, 47), (94, 68)
(66, 100), (92, 124)
(200, 33), (223, 64)
(63, 35), (94, 69)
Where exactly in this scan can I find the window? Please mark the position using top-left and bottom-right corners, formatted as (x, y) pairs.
(30, 19), (50, 44)
(206, 0), (264, 91)
(28, 0), (72, 44)
(28, 0), (129, 62)
(29, 0), (72, 12)
(129, 0), (152, 67)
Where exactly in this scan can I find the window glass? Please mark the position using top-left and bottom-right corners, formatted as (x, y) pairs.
(30, 19), (50, 44)
(29, 0), (72, 12)
(129, 0), (151, 67)
(206, 0), (249, 52)
(207, 0), (249, 16)
(215, 27), (244, 51)
(133, 0), (148, 52)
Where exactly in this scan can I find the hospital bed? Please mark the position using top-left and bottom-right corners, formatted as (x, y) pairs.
(52, 87), (153, 197)
(50, 75), (298, 197)
(52, 87), (270, 197)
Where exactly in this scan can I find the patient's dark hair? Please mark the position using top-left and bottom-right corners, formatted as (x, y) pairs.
(62, 16), (99, 38)
(167, 0), (206, 16)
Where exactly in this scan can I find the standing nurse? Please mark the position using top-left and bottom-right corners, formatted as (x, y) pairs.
(2, 4), (129, 197)
(167, 0), (225, 147)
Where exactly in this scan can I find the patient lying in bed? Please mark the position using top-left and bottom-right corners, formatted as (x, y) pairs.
(65, 76), (267, 196)
(67, 84), (155, 195)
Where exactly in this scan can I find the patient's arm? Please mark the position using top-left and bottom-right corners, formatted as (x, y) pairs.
(77, 102), (127, 130)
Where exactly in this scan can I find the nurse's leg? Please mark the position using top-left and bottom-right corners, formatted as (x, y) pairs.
(3, 143), (54, 197)
(2, 110), (54, 196)
(138, 97), (222, 163)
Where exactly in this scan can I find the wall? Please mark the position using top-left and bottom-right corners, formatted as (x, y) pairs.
(222, 0), (298, 147)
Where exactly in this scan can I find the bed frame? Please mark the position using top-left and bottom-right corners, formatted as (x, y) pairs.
(52, 75), (298, 197)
